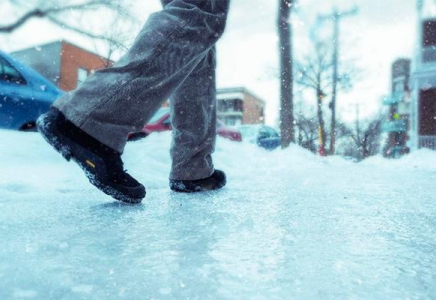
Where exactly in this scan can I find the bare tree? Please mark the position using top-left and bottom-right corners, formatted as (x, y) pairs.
(335, 114), (383, 161)
(0, 0), (132, 48)
(295, 112), (318, 153)
(278, 0), (295, 149)
(91, 13), (139, 68)
(358, 115), (383, 159)
(296, 36), (358, 156)
(296, 40), (332, 155)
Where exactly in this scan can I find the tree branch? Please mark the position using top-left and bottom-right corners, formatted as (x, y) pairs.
(47, 15), (128, 51)
(0, 9), (45, 33)
(0, 1), (128, 34)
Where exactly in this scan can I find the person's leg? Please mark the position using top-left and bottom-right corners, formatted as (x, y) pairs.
(168, 46), (226, 192)
(160, 0), (224, 190)
(54, 0), (230, 153)
(169, 47), (217, 181)
(38, 0), (230, 202)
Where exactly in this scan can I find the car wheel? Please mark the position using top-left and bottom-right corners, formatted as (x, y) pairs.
(128, 132), (149, 142)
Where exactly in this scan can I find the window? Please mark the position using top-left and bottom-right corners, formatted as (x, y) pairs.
(162, 116), (171, 126)
(0, 56), (26, 85)
(77, 68), (89, 86)
(233, 99), (243, 112)
(259, 107), (265, 118)
(423, 19), (436, 47)
(419, 89), (436, 135)
(218, 98), (241, 113)
(258, 126), (270, 138)
(266, 126), (279, 137)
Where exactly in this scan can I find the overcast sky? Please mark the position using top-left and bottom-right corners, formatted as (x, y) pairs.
(0, 0), (420, 125)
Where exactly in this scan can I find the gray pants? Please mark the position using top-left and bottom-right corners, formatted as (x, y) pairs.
(53, 0), (230, 180)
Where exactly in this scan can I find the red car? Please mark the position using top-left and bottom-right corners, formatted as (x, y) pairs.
(128, 107), (242, 142)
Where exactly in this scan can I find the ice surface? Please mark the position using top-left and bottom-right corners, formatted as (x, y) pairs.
(0, 129), (435, 299)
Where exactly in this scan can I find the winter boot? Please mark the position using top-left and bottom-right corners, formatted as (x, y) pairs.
(169, 170), (226, 193)
(37, 107), (146, 204)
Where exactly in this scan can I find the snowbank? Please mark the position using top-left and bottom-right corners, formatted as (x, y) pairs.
(1, 129), (435, 195)
(361, 149), (436, 171)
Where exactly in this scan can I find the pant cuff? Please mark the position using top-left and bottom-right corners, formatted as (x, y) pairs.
(53, 101), (127, 153)
(170, 167), (214, 181)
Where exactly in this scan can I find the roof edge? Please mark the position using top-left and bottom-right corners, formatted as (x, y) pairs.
(11, 39), (113, 63)
(217, 87), (266, 104)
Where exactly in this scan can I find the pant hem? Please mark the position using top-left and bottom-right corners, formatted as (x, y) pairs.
(53, 102), (125, 153)
(170, 168), (215, 181)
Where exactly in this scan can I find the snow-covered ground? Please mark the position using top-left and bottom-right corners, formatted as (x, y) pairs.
(0, 129), (435, 300)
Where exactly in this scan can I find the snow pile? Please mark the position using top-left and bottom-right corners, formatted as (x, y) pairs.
(1, 129), (436, 300)
(1, 129), (434, 196)
(361, 149), (436, 171)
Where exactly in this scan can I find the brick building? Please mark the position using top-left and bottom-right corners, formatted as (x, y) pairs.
(216, 87), (265, 126)
(12, 40), (113, 91)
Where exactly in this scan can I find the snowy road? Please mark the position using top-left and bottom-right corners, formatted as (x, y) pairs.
(1, 130), (436, 300)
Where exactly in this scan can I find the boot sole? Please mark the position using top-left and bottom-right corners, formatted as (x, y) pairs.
(169, 179), (226, 193)
(37, 114), (143, 204)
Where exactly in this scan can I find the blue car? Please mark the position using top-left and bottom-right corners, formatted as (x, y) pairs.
(239, 124), (281, 150)
(0, 50), (61, 131)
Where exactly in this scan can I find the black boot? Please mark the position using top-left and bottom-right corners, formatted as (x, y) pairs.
(169, 170), (226, 193)
(37, 107), (145, 204)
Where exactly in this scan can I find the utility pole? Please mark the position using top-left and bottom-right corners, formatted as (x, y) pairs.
(319, 6), (358, 155)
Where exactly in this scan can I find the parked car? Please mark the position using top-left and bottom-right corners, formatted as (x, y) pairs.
(128, 107), (242, 142)
(0, 50), (62, 131)
(239, 124), (281, 150)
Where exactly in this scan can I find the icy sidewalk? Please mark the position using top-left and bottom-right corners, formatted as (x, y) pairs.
(0, 129), (435, 300)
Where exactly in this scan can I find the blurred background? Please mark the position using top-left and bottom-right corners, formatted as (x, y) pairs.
(1, 0), (435, 160)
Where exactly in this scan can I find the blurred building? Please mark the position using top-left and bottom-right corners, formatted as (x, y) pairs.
(411, 0), (436, 150)
(216, 87), (265, 126)
(382, 59), (411, 157)
(161, 87), (266, 126)
(12, 40), (113, 92)
(12, 42), (266, 127)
